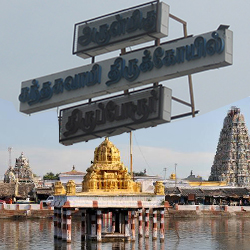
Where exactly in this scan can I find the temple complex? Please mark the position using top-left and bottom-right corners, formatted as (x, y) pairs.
(53, 138), (167, 243)
(209, 107), (250, 186)
(4, 152), (34, 183)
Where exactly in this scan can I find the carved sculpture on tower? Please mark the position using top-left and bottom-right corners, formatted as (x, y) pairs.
(82, 137), (141, 193)
(4, 152), (34, 183)
(209, 107), (250, 186)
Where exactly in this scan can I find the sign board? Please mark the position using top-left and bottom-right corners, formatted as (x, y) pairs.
(19, 28), (233, 114)
(73, 1), (169, 58)
(59, 85), (171, 145)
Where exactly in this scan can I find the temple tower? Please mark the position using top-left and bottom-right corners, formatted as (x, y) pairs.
(209, 107), (250, 186)
(4, 152), (34, 183)
(82, 137), (141, 193)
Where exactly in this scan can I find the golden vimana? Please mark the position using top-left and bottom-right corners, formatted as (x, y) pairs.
(54, 137), (165, 195)
(82, 137), (140, 193)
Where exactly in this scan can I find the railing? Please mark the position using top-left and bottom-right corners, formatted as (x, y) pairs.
(175, 204), (250, 212)
(0, 202), (53, 211)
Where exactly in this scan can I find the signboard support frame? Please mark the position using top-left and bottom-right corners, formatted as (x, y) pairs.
(169, 13), (196, 117)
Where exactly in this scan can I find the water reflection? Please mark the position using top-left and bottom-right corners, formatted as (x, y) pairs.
(1, 218), (250, 249)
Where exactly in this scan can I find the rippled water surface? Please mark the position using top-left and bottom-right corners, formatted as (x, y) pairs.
(1, 217), (250, 250)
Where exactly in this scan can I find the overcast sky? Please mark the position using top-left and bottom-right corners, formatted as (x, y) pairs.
(1, 1), (250, 180)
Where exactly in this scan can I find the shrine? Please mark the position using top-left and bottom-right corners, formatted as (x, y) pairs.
(53, 138), (167, 243)
(209, 107), (250, 186)
(4, 152), (34, 183)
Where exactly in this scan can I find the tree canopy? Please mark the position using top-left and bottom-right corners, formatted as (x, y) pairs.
(43, 172), (60, 180)
(133, 171), (147, 176)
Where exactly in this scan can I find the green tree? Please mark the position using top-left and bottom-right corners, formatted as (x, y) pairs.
(43, 172), (60, 180)
(133, 171), (147, 176)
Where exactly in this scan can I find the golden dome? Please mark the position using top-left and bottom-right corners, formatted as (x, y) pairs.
(93, 137), (120, 164)
(170, 173), (176, 180)
(82, 137), (141, 193)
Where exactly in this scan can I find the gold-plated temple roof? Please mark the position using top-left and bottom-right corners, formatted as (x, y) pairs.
(82, 138), (141, 193)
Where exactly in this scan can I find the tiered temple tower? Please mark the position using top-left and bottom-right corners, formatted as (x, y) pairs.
(83, 137), (141, 193)
(4, 152), (34, 183)
(209, 107), (250, 186)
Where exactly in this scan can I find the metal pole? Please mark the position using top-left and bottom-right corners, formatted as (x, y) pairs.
(164, 168), (167, 180)
(169, 13), (195, 117)
(130, 132), (133, 179)
(175, 163), (177, 187)
(120, 47), (134, 179)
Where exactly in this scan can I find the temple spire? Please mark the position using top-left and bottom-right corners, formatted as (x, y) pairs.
(209, 107), (250, 186)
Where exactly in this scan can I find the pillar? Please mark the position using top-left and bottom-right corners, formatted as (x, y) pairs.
(66, 209), (72, 243)
(62, 208), (67, 241)
(138, 209), (143, 237)
(96, 210), (102, 242)
(152, 209), (157, 240)
(160, 209), (165, 242)
(119, 212), (122, 233)
(112, 211), (116, 233)
(53, 207), (58, 238)
(91, 211), (97, 239)
(102, 212), (106, 230)
(57, 208), (62, 239)
(81, 209), (86, 241)
(131, 210), (135, 241)
(145, 208), (150, 238)
(124, 210), (131, 241)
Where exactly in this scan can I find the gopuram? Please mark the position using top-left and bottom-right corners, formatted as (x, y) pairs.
(53, 138), (167, 243)
(4, 152), (34, 183)
(209, 107), (250, 186)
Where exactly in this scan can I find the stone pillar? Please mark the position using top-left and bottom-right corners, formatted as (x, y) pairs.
(81, 209), (86, 241)
(145, 208), (150, 238)
(160, 209), (165, 242)
(53, 208), (58, 238)
(91, 211), (97, 239)
(138, 209), (143, 237)
(66, 209), (72, 243)
(112, 211), (116, 233)
(96, 210), (102, 242)
(152, 209), (157, 240)
(62, 208), (67, 241)
(124, 210), (131, 241)
(131, 210), (135, 241)
(57, 208), (62, 239)
(102, 212), (106, 230)
(119, 212), (122, 233)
